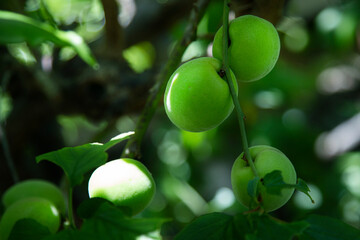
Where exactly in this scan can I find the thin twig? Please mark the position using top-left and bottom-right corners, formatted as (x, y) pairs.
(122, 0), (211, 159)
(0, 71), (20, 183)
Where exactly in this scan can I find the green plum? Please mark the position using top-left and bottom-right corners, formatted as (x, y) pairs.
(2, 179), (66, 214)
(0, 197), (61, 240)
(164, 57), (238, 132)
(88, 158), (156, 216)
(212, 15), (280, 82)
(231, 145), (297, 212)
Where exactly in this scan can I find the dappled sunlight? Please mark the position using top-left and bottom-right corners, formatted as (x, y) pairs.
(315, 113), (360, 159)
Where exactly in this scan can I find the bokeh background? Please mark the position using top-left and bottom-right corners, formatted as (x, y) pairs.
(1, 0), (360, 237)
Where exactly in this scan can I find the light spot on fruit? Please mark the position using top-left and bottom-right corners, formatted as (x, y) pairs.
(50, 205), (60, 217)
(166, 73), (179, 113)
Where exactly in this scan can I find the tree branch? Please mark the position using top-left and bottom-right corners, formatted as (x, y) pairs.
(100, 0), (124, 57)
(121, 0), (211, 159)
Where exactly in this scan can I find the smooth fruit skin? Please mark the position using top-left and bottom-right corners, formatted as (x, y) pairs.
(88, 158), (156, 216)
(2, 179), (66, 214)
(0, 197), (61, 240)
(212, 15), (280, 82)
(231, 146), (297, 212)
(164, 57), (238, 132)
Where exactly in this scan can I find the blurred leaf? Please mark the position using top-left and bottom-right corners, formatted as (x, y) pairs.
(36, 131), (134, 187)
(301, 214), (360, 240)
(0, 10), (97, 67)
(175, 212), (244, 240)
(9, 219), (51, 240)
(262, 170), (314, 203)
(123, 42), (155, 73)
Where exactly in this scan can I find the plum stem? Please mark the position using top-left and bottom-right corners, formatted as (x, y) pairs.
(221, 0), (259, 177)
(68, 186), (76, 228)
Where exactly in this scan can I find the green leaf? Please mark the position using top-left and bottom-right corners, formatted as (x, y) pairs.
(42, 230), (82, 240)
(78, 201), (167, 240)
(0, 10), (97, 67)
(36, 131), (134, 187)
(296, 178), (315, 203)
(302, 214), (360, 240)
(44, 200), (167, 240)
(262, 170), (314, 203)
(8, 219), (51, 240)
(247, 176), (260, 199)
(255, 215), (309, 240)
(175, 212), (244, 240)
(262, 170), (289, 195)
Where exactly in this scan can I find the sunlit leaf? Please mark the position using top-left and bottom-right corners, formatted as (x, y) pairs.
(36, 131), (134, 187)
(0, 10), (97, 67)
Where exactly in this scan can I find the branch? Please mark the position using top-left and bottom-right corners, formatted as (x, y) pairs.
(121, 0), (211, 159)
(100, 0), (124, 57)
(0, 71), (20, 183)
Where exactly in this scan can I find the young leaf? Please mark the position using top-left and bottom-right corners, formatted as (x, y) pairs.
(261, 170), (288, 195)
(175, 212), (244, 240)
(296, 178), (315, 203)
(8, 219), (51, 240)
(0, 10), (97, 67)
(302, 214), (360, 240)
(262, 170), (314, 203)
(36, 131), (134, 187)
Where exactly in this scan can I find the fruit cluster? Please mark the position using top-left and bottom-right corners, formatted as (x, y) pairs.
(0, 179), (65, 239)
(164, 15), (297, 212)
(164, 15), (280, 133)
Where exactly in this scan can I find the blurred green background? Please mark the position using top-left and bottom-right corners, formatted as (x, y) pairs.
(1, 0), (360, 236)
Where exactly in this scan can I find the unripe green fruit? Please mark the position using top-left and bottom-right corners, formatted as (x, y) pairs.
(0, 198), (61, 240)
(2, 179), (66, 214)
(231, 145), (296, 212)
(88, 158), (156, 216)
(212, 15), (280, 82)
(164, 57), (238, 132)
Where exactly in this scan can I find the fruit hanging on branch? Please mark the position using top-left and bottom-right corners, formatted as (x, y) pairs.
(212, 15), (280, 82)
(164, 57), (238, 132)
(231, 145), (297, 212)
(88, 158), (156, 216)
